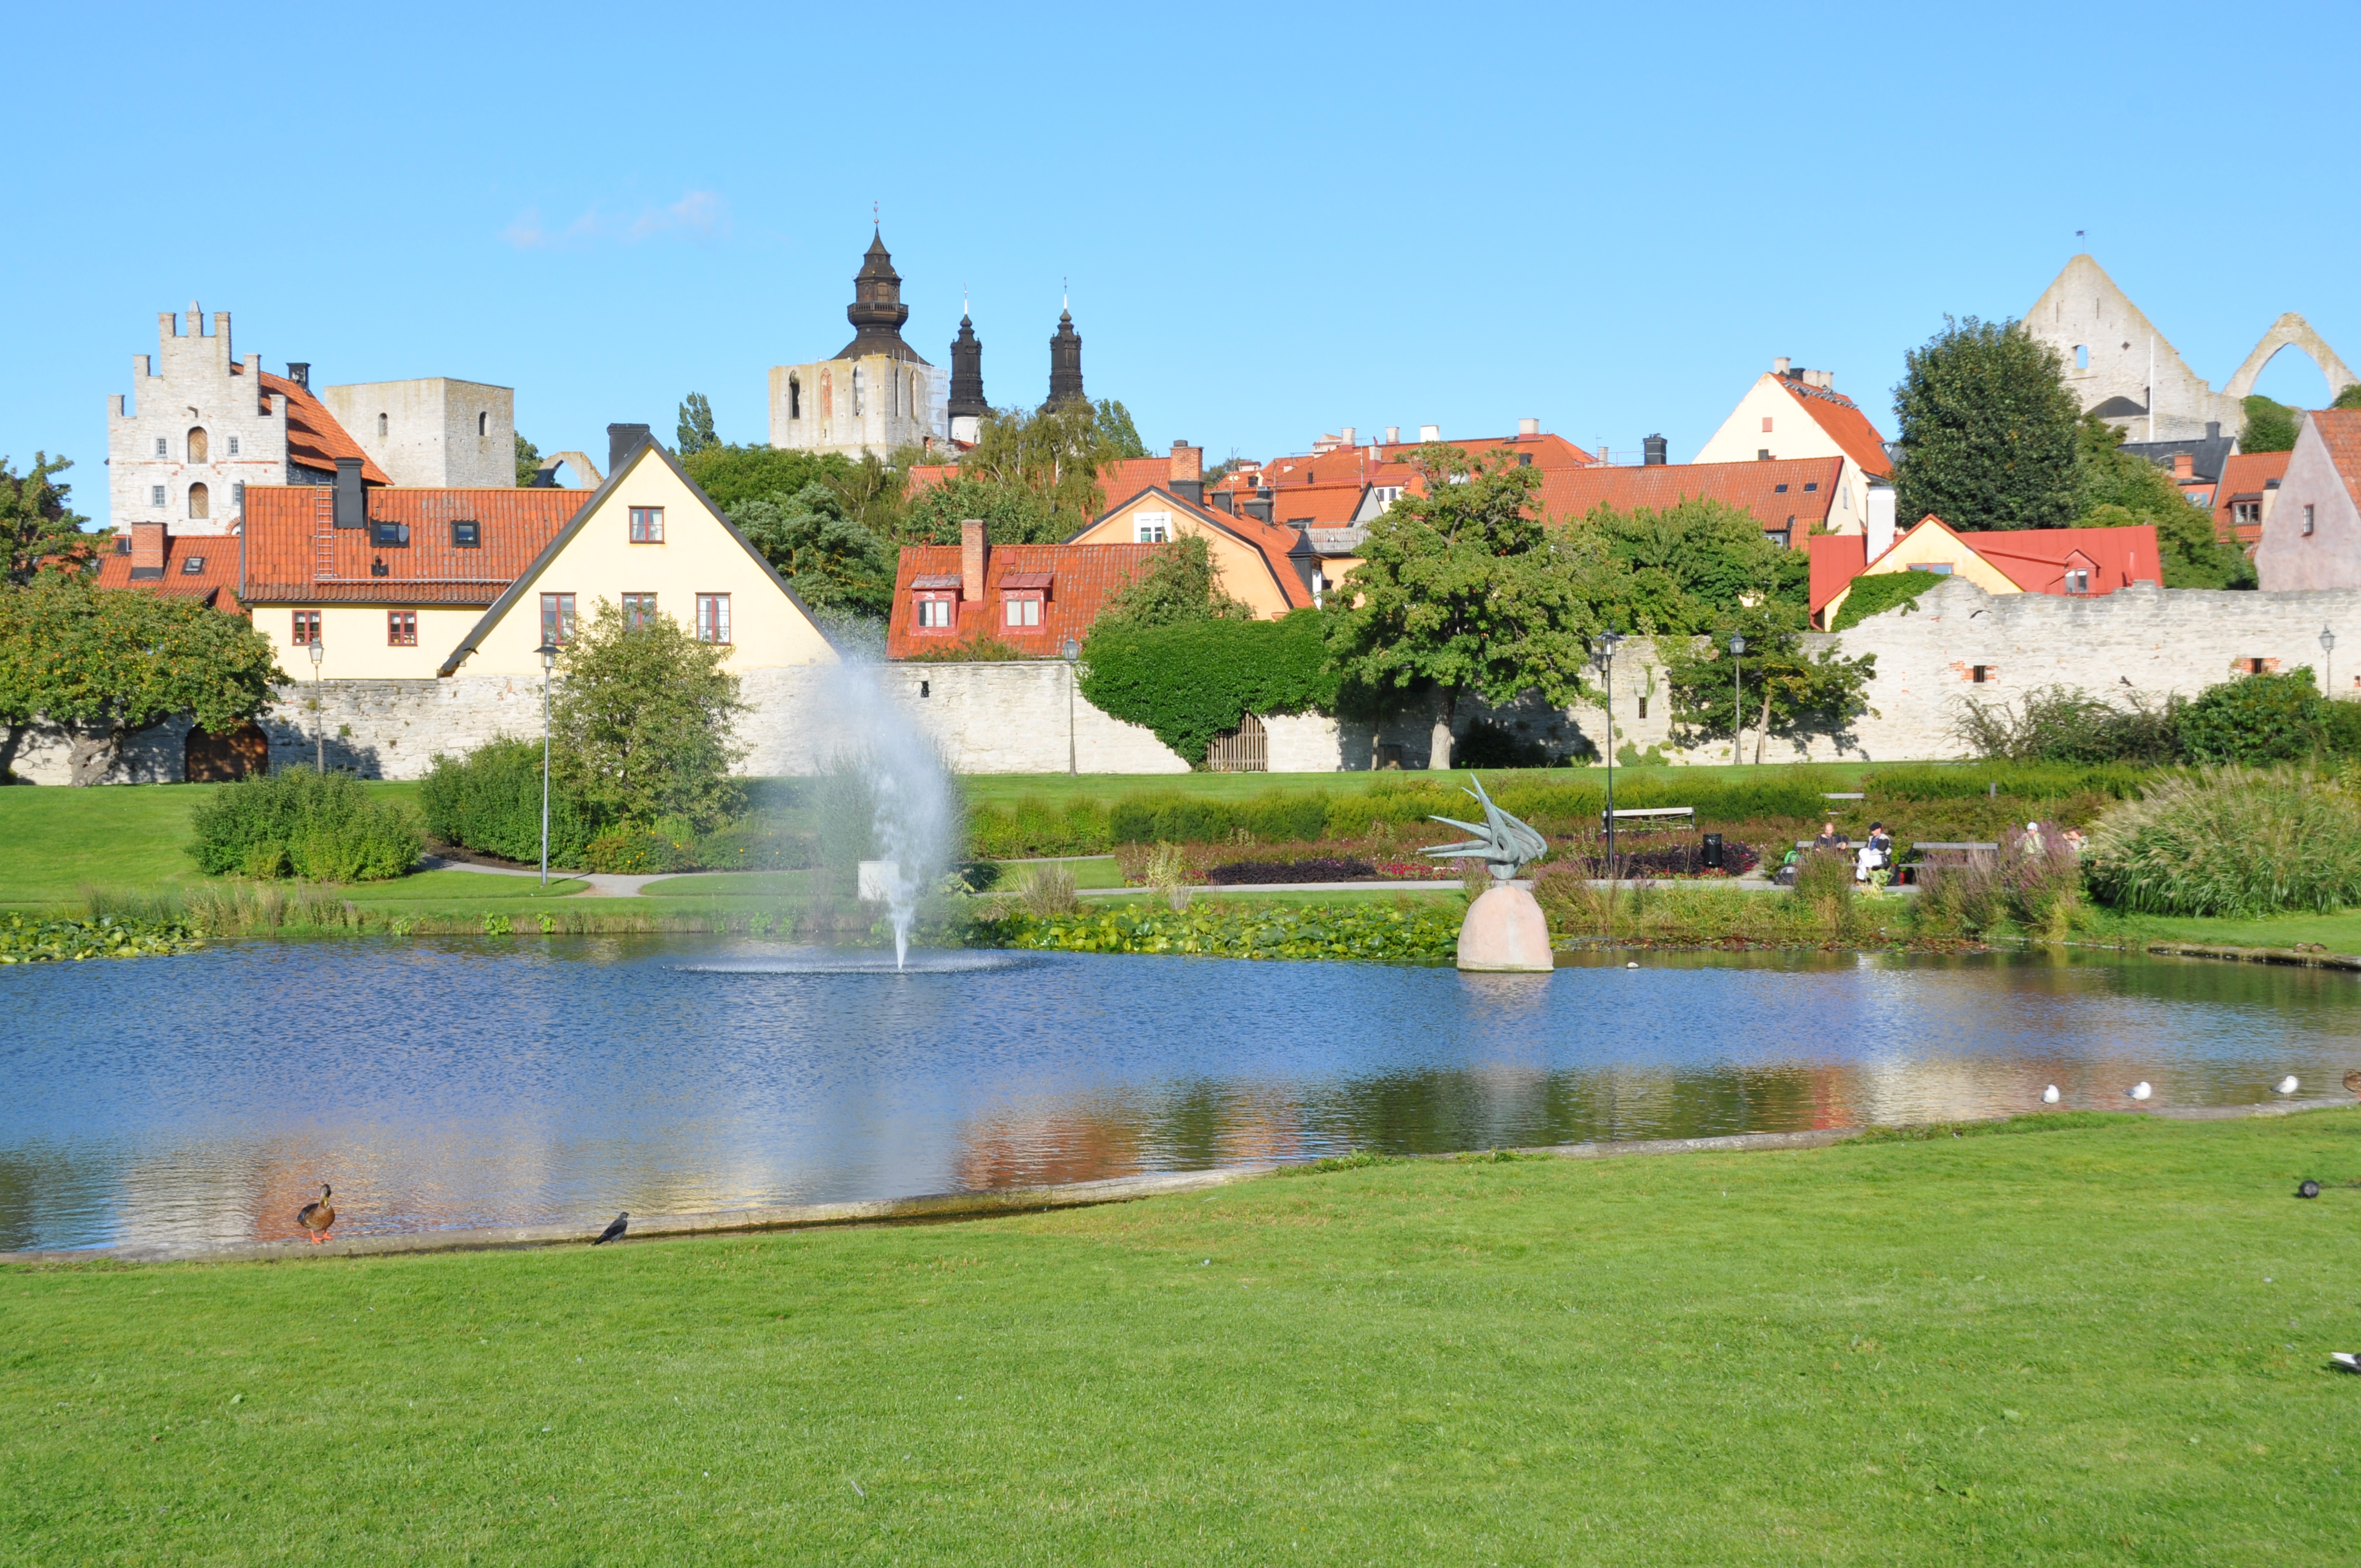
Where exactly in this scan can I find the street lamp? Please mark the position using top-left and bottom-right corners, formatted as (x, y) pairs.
(2322, 625), (2337, 696)
(1062, 636), (1082, 776)
(536, 641), (559, 887)
(1593, 631), (1624, 883)
(307, 636), (325, 771)
(1728, 633), (1747, 766)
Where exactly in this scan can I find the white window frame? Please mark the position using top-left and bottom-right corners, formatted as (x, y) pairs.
(227, 435), (241, 457)
(150, 485), (166, 507)
(1134, 511), (1171, 544)
(1003, 594), (1042, 628)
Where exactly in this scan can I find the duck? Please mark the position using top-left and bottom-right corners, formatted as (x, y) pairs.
(296, 1184), (335, 1244)
(2126, 1082), (2152, 1103)
(2041, 1085), (2061, 1104)
(2346, 1069), (2361, 1098)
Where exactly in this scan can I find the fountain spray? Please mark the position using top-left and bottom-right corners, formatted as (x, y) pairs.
(814, 660), (957, 970)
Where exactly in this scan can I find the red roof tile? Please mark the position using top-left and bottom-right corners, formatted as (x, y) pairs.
(259, 373), (389, 485)
(93, 533), (246, 611)
(1267, 482), (1368, 526)
(1090, 483), (1317, 612)
(1774, 376), (1891, 477)
(241, 486), (584, 603)
(1539, 458), (1846, 540)
(1808, 533), (1868, 618)
(886, 542), (1163, 660)
(2314, 409), (2361, 505)
(1953, 525), (2159, 595)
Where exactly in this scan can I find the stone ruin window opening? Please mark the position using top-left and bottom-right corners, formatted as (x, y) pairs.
(227, 435), (240, 456)
(2075, 345), (2089, 370)
(2247, 657), (2268, 675)
(377, 413), (389, 438)
(789, 378), (801, 420)
(1970, 665), (1991, 683)
(187, 428), (209, 462)
(188, 482), (210, 519)
(154, 438), (167, 458)
(150, 485), (166, 507)
(2304, 504), (2317, 536)
(852, 367), (864, 417)
(477, 411), (488, 437)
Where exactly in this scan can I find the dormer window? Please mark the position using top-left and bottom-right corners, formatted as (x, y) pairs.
(915, 591), (956, 630)
(1003, 591), (1043, 628)
(181, 555), (206, 575)
(2065, 568), (2091, 595)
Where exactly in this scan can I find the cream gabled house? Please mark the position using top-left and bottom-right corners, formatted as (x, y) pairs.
(440, 428), (838, 678)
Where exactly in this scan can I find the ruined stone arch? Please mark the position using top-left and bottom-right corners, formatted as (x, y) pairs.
(2223, 313), (2359, 403)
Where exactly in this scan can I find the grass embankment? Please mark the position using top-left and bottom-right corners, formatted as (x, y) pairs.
(6, 1112), (2357, 1563)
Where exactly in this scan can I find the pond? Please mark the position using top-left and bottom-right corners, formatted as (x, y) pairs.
(3, 940), (2354, 1253)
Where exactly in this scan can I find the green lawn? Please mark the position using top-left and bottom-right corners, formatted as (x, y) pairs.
(953, 760), (1894, 812)
(4, 1111), (2356, 1563)
(639, 870), (822, 899)
(2114, 909), (2361, 952)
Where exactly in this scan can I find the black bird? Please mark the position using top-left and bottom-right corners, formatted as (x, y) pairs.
(2299, 1180), (2322, 1199)
(594, 1211), (628, 1245)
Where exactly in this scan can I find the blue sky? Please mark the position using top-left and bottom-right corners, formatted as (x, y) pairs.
(11, 1), (2358, 526)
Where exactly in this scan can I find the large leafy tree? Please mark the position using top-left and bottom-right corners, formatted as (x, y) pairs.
(2, 453), (97, 585)
(680, 444), (851, 514)
(1093, 399), (1149, 459)
(728, 482), (895, 619)
(1891, 317), (2082, 531)
(2239, 395), (2298, 453)
(551, 597), (748, 829)
(514, 433), (544, 487)
(1325, 445), (1595, 769)
(2072, 412), (2253, 589)
(0, 574), (279, 785)
(898, 473), (1064, 546)
(1563, 497), (1809, 634)
(675, 392), (718, 456)
(1660, 603), (1877, 764)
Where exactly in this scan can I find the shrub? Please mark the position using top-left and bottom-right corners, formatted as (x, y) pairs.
(1079, 610), (1337, 765)
(1950, 684), (2180, 764)
(1915, 824), (2081, 937)
(1014, 863), (1079, 917)
(1110, 789), (1332, 846)
(1864, 761), (2153, 802)
(2081, 766), (2361, 916)
(552, 597), (748, 829)
(418, 738), (597, 868)
(188, 767), (423, 882)
(2174, 670), (2326, 764)
(1830, 569), (1940, 630)
(1459, 718), (1554, 769)
(583, 828), (684, 875)
(1145, 841), (1192, 911)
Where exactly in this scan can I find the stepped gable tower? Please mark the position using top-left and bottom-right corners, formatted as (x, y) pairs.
(835, 228), (927, 364)
(948, 306), (987, 443)
(1045, 299), (1085, 410)
(769, 226), (951, 458)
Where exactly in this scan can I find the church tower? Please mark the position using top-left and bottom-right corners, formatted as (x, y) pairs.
(768, 228), (950, 458)
(1046, 303), (1085, 410)
(948, 309), (987, 444)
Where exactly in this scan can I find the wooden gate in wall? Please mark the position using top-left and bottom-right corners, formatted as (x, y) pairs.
(1205, 712), (1268, 773)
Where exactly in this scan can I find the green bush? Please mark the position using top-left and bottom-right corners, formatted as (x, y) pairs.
(418, 738), (597, 868)
(965, 797), (1112, 859)
(2177, 670), (2326, 764)
(1949, 684), (2182, 764)
(1079, 611), (1337, 765)
(1830, 569), (1940, 630)
(1108, 790), (1334, 846)
(188, 767), (423, 882)
(2082, 766), (2361, 916)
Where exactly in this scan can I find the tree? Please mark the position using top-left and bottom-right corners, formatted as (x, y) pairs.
(0, 574), (279, 785)
(1093, 535), (1252, 629)
(515, 433), (544, 487)
(2, 453), (96, 585)
(676, 393), (717, 456)
(2073, 413), (2253, 588)
(897, 473), (1065, 546)
(680, 444), (851, 514)
(954, 403), (1125, 525)
(1661, 604), (1877, 764)
(728, 482), (895, 619)
(2239, 395), (2298, 453)
(2336, 383), (2361, 411)
(1891, 316), (2082, 531)
(551, 597), (748, 829)
(1080, 612), (1336, 765)
(1325, 445), (1595, 769)
(1563, 497), (1809, 634)
(1094, 399), (1148, 459)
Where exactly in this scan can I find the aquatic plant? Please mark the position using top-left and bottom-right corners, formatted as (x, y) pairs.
(986, 900), (1460, 965)
(0, 911), (200, 963)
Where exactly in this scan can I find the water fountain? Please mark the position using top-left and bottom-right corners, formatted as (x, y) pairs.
(808, 659), (959, 969)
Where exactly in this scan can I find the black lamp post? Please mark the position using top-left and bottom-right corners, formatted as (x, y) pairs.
(307, 636), (325, 771)
(536, 641), (559, 886)
(1593, 631), (1624, 881)
(1062, 636), (1081, 775)
(1729, 632), (1746, 766)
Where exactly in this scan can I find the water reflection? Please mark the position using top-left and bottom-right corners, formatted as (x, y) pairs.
(2, 940), (2355, 1251)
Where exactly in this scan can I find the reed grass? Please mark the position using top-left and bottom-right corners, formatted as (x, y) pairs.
(2083, 766), (2361, 916)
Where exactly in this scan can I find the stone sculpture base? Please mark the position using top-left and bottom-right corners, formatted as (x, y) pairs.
(1457, 884), (1554, 972)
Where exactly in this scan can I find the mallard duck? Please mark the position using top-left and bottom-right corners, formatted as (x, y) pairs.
(296, 1184), (335, 1243)
(2346, 1069), (2361, 1098)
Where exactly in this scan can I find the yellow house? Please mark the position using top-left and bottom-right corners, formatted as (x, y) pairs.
(1064, 484), (1316, 618)
(440, 436), (838, 676)
(1693, 358), (1892, 545)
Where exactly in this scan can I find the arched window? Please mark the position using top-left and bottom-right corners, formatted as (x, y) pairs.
(790, 377), (801, 420)
(378, 413), (389, 437)
(188, 482), (210, 519)
(477, 411), (488, 437)
(187, 427), (209, 463)
(2074, 345), (2089, 371)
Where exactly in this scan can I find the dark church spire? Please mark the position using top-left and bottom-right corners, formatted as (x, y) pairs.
(835, 228), (928, 364)
(1045, 293), (1085, 410)
(948, 301), (987, 422)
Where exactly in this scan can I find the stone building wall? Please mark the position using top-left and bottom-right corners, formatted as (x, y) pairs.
(107, 307), (288, 534)
(319, 378), (515, 488)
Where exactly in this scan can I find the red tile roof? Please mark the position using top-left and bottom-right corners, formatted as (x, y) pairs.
(1090, 483), (1317, 612)
(1249, 433), (1598, 491)
(259, 373), (389, 485)
(1808, 533), (1868, 619)
(1539, 458), (1846, 541)
(1267, 482), (1368, 526)
(1953, 524), (2159, 596)
(2314, 409), (2361, 505)
(886, 542), (1163, 660)
(1774, 376), (1891, 477)
(93, 534), (246, 611)
(2211, 449), (2290, 544)
(241, 486), (585, 603)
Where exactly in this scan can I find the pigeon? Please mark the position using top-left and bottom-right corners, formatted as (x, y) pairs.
(2332, 1352), (2361, 1374)
(296, 1184), (336, 1244)
(2276, 1076), (2300, 1096)
(593, 1211), (629, 1246)
(2042, 1085), (2061, 1104)
(2127, 1081), (2152, 1102)
(2299, 1180), (2322, 1199)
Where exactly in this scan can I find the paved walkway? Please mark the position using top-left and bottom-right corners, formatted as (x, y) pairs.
(417, 854), (668, 899)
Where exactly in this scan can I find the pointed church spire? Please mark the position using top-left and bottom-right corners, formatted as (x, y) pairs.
(948, 297), (987, 423)
(835, 227), (928, 364)
(1045, 291), (1085, 411)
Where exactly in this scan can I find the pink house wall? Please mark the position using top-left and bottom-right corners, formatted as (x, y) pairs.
(2257, 412), (2361, 589)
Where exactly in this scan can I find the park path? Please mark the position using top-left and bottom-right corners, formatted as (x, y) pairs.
(416, 853), (667, 899)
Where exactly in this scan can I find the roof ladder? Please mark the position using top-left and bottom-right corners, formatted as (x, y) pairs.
(313, 485), (336, 581)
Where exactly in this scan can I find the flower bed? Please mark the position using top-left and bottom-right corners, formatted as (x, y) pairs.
(1204, 857), (1378, 885)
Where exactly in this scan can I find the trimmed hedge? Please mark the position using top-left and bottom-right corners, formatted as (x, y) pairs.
(1079, 610), (1337, 765)
(188, 767), (423, 882)
(420, 739), (597, 869)
(1859, 761), (2154, 802)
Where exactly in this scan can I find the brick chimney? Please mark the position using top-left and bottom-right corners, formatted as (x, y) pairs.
(2172, 453), (2194, 481)
(1169, 439), (1203, 506)
(130, 520), (166, 580)
(960, 519), (986, 601)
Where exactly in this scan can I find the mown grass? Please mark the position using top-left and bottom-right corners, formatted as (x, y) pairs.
(953, 760), (1890, 814)
(4, 1111), (2358, 1564)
